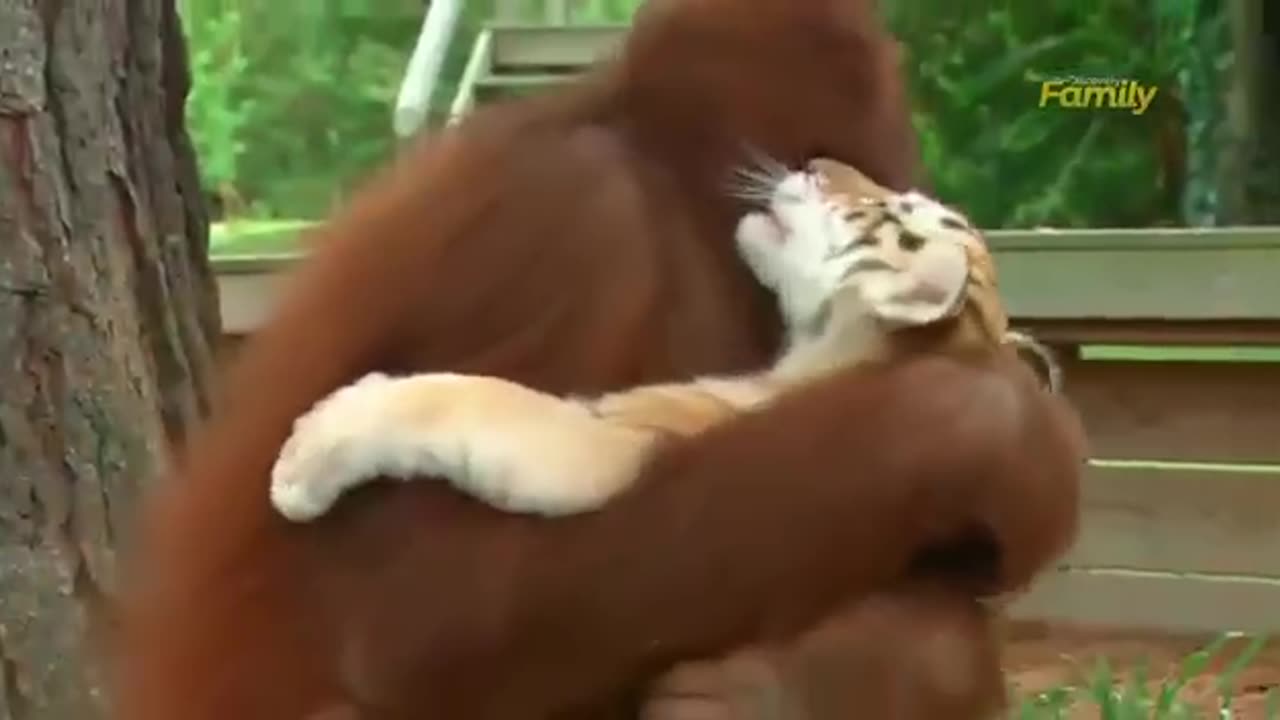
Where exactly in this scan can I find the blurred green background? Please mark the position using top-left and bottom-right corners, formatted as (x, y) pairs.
(179, 0), (1280, 246)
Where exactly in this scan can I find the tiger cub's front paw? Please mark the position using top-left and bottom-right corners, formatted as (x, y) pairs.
(270, 372), (397, 522)
(270, 442), (343, 522)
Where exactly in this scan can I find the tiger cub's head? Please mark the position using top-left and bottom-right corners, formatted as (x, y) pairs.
(733, 157), (1059, 391)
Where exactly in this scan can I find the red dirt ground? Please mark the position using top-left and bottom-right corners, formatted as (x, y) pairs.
(1003, 621), (1280, 717)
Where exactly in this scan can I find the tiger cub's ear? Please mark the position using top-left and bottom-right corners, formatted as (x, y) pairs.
(807, 157), (891, 203)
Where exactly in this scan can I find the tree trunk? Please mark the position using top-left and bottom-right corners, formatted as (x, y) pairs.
(0, 1), (216, 716)
(1242, 0), (1280, 223)
(1217, 0), (1280, 224)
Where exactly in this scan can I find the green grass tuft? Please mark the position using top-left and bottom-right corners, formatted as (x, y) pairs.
(1011, 633), (1278, 719)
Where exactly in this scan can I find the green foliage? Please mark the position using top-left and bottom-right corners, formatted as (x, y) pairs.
(180, 0), (490, 220)
(884, 0), (1234, 229)
(185, 0), (1274, 233)
(1012, 633), (1279, 719)
(183, 1), (252, 194)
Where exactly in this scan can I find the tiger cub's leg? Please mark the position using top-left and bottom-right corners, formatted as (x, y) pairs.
(269, 372), (659, 521)
(589, 377), (776, 436)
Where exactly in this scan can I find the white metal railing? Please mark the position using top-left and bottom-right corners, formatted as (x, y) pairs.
(393, 0), (466, 137)
(447, 29), (494, 125)
(396, 0), (643, 136)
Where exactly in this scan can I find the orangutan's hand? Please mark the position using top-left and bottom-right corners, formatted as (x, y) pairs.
(640, 648), (801, 720)
(639, 587), (1008, 720)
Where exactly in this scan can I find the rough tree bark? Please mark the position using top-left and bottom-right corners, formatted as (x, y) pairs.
(0, 0), (216, 716)
(1218, 0), (1280, 224)
(1241, 0), (1280, 223)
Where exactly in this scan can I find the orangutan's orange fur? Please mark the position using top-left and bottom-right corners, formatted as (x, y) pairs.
(111, 0), (1085, 717)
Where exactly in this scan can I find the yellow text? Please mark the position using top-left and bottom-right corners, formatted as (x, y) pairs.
(1038, 80), (1158, 115)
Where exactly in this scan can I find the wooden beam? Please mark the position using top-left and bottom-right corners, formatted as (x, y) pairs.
(212, 227), (1280, 340)
(1067, 464), (1280, 576)
(1011, 567), (1280, 635)
(215, 257), (295, 335)
(1017, 458), (1280, 634)
(1021, 319), (1280, 346)
(989, 227), (1280, 322)
(1064, 358), (1280, 463)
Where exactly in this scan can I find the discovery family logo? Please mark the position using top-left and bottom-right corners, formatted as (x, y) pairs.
(1037, 76), (1158, 116)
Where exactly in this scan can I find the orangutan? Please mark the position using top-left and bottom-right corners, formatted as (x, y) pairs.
(110, 0), (1083, 718)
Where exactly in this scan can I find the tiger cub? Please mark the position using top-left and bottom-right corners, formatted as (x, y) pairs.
(269, 158), (1054, 522)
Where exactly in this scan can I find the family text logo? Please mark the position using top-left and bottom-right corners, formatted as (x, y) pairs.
(1038, 77), (1158, 116)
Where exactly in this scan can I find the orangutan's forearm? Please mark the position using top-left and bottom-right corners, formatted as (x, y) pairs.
(321, 357), (1081, 717)
(521, 354), (1083, 689)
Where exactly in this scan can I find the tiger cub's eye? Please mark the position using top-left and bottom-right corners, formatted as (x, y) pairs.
(898, 231), (925, 252)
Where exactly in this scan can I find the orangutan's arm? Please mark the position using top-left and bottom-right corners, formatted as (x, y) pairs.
(501, 354), (1084, 697)
(348, 353), (1082, 715)
(215, 122), (1077, 715)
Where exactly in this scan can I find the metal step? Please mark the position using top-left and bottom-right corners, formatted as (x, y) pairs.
(472, 72), (580, 103)
(449, 23), (627, 120)
(488, 23), (626, 73)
